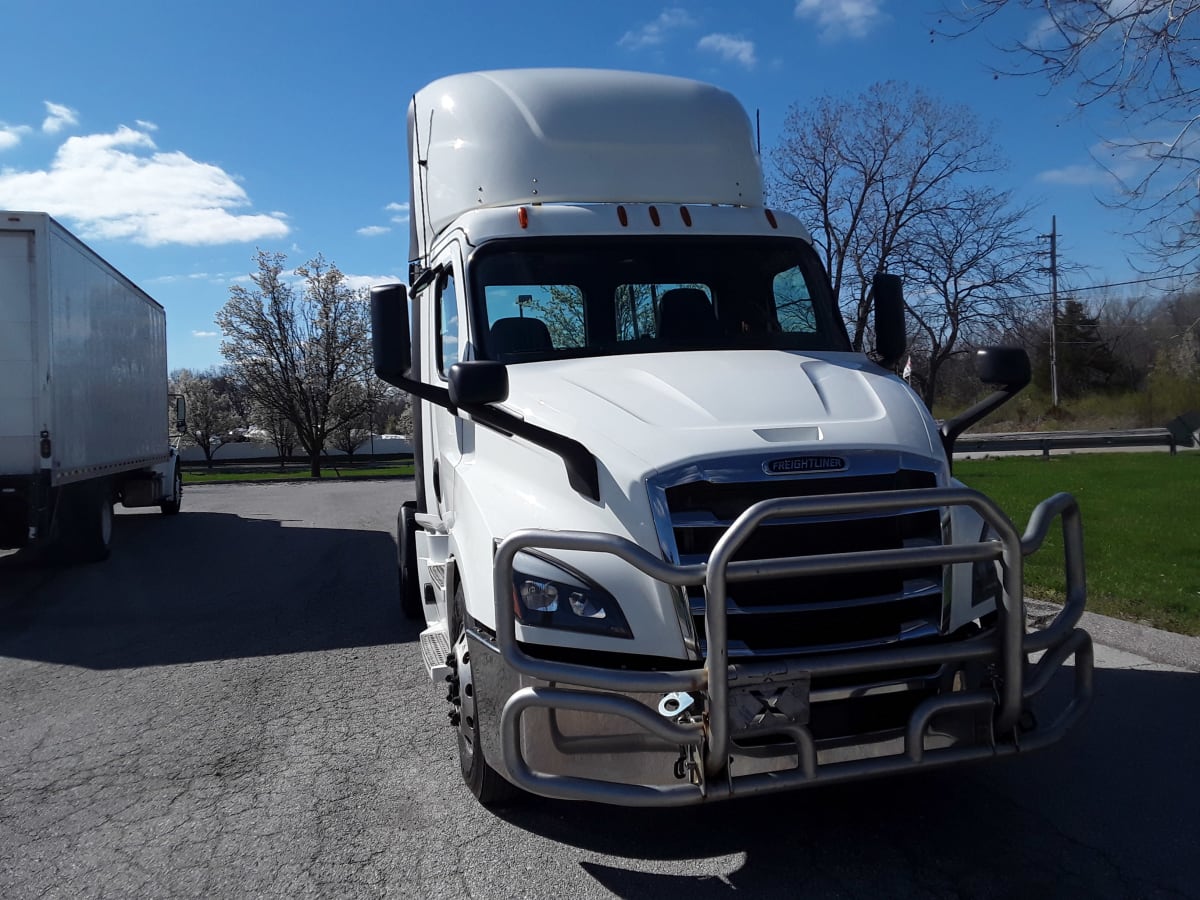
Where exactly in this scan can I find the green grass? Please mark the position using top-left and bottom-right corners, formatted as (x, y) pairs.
(957, 453), (1200, 635)
(183, 462), (414, 484)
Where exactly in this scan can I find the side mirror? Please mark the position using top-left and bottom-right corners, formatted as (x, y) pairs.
(174, 395), (187, 433)
(449, 361), (509, 406)
(872, 272), (906, 368)
(940, 345), (1032, 466)
(976, 346), (1031, 391)
(371, 283), (412, 385)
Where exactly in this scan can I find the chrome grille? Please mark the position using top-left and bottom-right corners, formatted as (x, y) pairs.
(662, 467), (944, 658)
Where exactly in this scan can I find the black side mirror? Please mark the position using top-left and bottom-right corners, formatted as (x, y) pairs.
(976, 346), (1031, 391)
(940, 345), (1032, 465)
(449, 361), (509, 406)
(371, 283), (412, 385)
(174, 395), (187, 433)
(872, 272), (906, 368)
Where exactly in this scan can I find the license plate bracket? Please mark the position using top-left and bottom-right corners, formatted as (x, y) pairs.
(728, 670), (811, 732)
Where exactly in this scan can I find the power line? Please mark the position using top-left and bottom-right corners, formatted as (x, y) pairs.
(1004, 272), (1192, 302)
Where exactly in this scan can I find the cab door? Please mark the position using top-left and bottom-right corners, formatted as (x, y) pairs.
(419, 242), (471, 522)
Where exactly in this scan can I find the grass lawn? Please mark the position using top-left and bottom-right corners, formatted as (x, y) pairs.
(956, 453), (1200, 636)
(183, 461), (414, 484)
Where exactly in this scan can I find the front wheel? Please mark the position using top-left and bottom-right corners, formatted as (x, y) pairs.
(398, 501), (421, 620)
(160, 465), (183, 515)
(59, 481), (113, 563)
(450, 585), (521, 807)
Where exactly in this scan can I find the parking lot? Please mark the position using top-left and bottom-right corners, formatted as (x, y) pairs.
(1, 481), (1197, 899)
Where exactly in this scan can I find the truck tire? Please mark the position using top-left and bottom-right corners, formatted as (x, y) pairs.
(60, 481), (113, 563)
(398, 501), (421, 620)
(450, 585), (521, 807)
(160, 465), (183, 515)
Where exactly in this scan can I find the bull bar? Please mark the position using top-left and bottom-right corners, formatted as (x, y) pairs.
(491, 487), (1093, 806)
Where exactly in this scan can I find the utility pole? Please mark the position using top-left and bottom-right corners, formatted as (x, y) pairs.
(1040, 216), (1060, 408)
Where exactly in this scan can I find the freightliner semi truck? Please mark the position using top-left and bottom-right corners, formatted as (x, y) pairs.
(370, 69), (1093, 807)
(0, 211), (184, 562)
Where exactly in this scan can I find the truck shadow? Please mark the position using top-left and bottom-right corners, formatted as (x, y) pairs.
(0, 509), (418, 669)
(501, 664), (1199, 899)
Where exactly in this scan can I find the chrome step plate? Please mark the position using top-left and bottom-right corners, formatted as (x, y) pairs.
(419, 626), (452, 683)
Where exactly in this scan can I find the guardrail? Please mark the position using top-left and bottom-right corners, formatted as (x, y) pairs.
(955, 428), (1179, 458)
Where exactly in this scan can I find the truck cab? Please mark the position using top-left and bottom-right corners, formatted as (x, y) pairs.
(372, 69), (1092, 807)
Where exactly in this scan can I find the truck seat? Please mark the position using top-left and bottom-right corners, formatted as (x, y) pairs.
(657, 288), (719, 343)
(490, 316), (554, 361)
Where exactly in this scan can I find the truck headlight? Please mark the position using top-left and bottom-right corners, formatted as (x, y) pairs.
(512, 551), (633, 638)
(972, 524), (1003, 610)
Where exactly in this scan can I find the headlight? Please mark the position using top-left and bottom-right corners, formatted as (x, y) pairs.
(972, 523), (1002, 610)
(512, 550), (633, 638)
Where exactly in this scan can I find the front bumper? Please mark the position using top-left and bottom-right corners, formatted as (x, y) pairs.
(483, 487), (1092, 806)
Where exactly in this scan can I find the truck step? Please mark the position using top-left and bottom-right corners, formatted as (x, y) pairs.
(419, 626), (452, 683)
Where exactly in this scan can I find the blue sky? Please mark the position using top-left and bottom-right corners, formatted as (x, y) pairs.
(1, 1), (1153, 373)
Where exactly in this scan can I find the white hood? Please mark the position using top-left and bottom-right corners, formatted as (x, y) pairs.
(499, 350), (940, 485)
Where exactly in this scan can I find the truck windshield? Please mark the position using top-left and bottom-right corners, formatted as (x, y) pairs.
(470, 236), (850, 363)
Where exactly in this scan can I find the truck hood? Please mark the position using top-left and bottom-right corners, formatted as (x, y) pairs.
(499, 350), (939, 483)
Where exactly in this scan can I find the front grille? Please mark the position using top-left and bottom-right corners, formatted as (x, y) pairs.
(664, 468), (944, 657)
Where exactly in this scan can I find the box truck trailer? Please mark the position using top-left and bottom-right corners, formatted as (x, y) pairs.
(0, 211), (184, 562)
(370, 69), (1094, 807)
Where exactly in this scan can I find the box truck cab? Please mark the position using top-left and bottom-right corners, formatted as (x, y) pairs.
(371, 69), (1093, 806)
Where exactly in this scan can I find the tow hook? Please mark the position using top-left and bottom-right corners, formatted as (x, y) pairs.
(658, 691), (696, 719)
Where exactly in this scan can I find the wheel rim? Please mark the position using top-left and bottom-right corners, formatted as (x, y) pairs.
(454, 630), (478, 762)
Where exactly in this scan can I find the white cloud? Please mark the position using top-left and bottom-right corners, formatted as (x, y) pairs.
(1, 123), (32, 151)
(192, 330), (218, 338)
(147, 272), (222, 285)
(1037, 164), (1113, 186)
(386, 201), (409, 223)
(697, 33), (757, 68)
(0, 122), (290, 246)
(357, 225), (390, 237)
(794, 0), (887, 41)
(42, 102), (79, 135)
(619, 8), (696, 50)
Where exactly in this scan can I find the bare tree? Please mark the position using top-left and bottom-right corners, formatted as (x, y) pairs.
(940, 1), (1200, 274)
(391, 399), (414, 440)
(169, 368), (239, 469)
(216, 250), (376, 478)
(252, 401), (297, 469)
(770, 82), (1007, 351)
(902, 188), (1042, 405)
(326, 378), (398, 458)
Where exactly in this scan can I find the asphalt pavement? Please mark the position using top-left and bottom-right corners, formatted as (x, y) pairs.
(0, 481), (1196, 900)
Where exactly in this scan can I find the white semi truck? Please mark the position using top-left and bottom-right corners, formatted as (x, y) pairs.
(371, 69), (1093, 807)
(0, 211), (184, 563)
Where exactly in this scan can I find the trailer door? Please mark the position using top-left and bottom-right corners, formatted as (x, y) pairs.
(0, 230), (37, 473)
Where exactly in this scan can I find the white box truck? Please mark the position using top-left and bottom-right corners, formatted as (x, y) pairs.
(0, 211), (183, 562)
(370, 69), (1093, 807)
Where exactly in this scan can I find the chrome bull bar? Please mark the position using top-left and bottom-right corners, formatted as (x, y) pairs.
(491, 487), (1092, 806)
